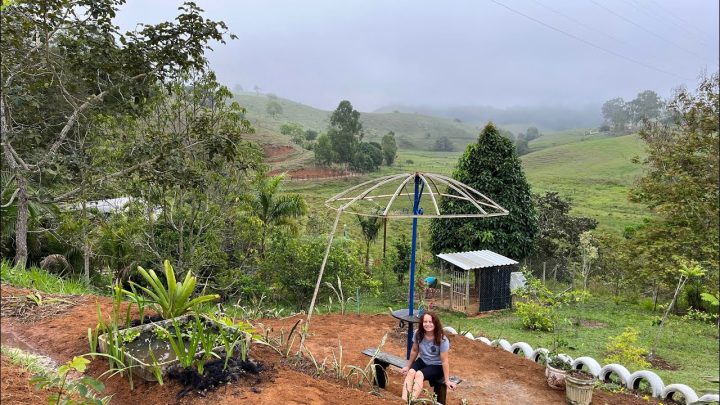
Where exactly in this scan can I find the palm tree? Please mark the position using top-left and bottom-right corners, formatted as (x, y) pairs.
(248, 174), (307, 256)
(356, 213), (382, 273)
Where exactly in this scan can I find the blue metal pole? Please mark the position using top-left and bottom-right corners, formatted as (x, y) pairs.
(407, 173), (424, 359)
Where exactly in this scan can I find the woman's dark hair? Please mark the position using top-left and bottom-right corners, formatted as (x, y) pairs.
(415, 311), (445, 345)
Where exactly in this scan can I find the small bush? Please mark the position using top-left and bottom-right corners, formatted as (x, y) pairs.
(682, 307), (719, 324)
(515, 301), (554, 331)
(639, 298), (655, 311)
(604, 327), (650, 370)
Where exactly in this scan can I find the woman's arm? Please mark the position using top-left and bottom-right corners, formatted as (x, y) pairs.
(439, 351), (456, 389)
(400, 341), (419, 374)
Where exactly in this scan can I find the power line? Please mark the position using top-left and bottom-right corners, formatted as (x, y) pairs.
(529, 0), (630, 47)
(587, 0), (712, 65)
(624, 0), (710, 47)
(650, 0), (714, 40)
(488, 0), (690, 81)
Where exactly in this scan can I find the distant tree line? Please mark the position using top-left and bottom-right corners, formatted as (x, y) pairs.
(309, 100), (397, 172)
(601, 90), (665, 133)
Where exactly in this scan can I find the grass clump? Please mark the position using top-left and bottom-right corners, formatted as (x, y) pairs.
(0, 260), (95, 295)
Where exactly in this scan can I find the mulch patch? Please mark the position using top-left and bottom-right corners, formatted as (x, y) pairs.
(578, 319), (607, 328)
(0, 291), (84, 323)
(647, 355), (680, 371)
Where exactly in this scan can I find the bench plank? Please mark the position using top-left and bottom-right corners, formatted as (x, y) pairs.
(362, 347), (406, 368)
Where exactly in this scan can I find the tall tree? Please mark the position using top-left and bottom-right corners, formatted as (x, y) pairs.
(0, 0), (232, 268)
(246, 174), (308, 256)
(328, 100), (363, 164)
(531, 192), (597, 281)
(629, 90), (664, 123)
(313, 134), (333, 166)
(601, 97), (630, 132)
(356, 214), (382, 272)
(429, 122), (538, 260)
(628, 72), (719, 297)
(381, 131), (398, 166)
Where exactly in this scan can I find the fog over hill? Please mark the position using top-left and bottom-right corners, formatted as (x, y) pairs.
(374, 104), (603, 131)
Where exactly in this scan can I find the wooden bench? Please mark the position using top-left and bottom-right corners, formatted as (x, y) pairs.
(362, 348), (462, 404)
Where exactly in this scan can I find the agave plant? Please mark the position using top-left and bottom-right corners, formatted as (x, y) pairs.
(126, 260), (219, 319)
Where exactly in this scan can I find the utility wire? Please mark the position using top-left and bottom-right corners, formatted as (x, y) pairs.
(488, 0), (690, 81)
(651, 0), (714, 40)
(529, 0), (630, 47)
(587, 0), (712, 65)
(624, 0), (710, 46)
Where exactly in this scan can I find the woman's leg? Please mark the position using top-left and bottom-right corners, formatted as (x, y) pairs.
(402, 369), (417, 401)
(411, 370), (425, 400)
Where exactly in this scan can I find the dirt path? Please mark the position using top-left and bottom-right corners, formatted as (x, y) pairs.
(0, 285), (659, 404)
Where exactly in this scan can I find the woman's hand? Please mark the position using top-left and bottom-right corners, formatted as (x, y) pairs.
(445, 379), (456, 390)
(400, 366), (409, 375)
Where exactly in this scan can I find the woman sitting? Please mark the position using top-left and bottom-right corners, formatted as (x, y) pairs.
(400, 311), (456, 402)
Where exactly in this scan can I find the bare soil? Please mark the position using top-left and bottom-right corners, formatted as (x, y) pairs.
(1, 284), (662, 404)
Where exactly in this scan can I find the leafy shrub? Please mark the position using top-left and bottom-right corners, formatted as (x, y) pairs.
(126, 260), (219, 319)
(604, 327), (650, 370)
(682, 307), (719, 324)
(513, 272), (588, 332)
(639, 298), (655, 311)
(262, 234), (369, 309)
(515, 301), (554, 332)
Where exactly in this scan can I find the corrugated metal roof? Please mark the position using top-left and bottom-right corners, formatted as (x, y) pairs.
(436, 250), (518, 270)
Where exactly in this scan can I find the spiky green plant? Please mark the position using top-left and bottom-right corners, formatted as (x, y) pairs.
(126, 260), (219, 319)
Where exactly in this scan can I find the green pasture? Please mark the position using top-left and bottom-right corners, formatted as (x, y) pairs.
(355, 293), (719, 395)
(522, 134), (649, 232)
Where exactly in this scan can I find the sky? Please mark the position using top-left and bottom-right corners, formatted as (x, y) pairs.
(115, 0), (719, 112)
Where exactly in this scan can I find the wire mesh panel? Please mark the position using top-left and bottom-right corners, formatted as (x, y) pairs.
(451, 268), (468, 311)
(478, 266), (513, 311)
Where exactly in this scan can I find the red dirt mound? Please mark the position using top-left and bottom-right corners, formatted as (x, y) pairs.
(0, 286), (662, 404)
(263, 144), (295, 159)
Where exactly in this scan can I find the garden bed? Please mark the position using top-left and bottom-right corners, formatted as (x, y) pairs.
(0, 288), (667, 404)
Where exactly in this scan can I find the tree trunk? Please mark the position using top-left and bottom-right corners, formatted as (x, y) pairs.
(83, 243), (91, 284)
(14, 175), (28, 269)
(365, 241), (371, 274)
(650, 275), (687, 358)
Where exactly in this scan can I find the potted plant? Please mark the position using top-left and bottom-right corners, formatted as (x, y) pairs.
(565, 369), (596, 405)
(545, 355), (572, 390)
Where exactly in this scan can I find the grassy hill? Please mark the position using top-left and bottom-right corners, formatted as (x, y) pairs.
(233, 93), (479, 151)
(522, 133), (649, 231)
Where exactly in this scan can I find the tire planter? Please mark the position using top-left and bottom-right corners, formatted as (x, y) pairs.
(627, 370), (665, 397)
(545, 365), (567, 390)
(571, 356), (602, 378)
(661, 384), (698, 404)
(599, 364), (631, 386)
(510, 342), (534, 359)
(565, 374), (596, 405)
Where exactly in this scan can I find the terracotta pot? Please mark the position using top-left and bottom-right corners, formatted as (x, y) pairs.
(565, 374), (596, 405)
(545, 365), (567, 390)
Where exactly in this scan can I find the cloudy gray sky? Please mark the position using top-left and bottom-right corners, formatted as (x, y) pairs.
(116, 0), (719, 112)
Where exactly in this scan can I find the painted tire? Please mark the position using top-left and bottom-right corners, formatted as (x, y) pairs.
(661, 384), (698, 404)
(510, 342), (534, 359)
(697, 393), (720, 403)
(557, 353), (573, 364)
(571, 356), (602, 377)
(533, 348), (550, 364)
(443, 326), (458, 335)
(492, 339), (512, 352)
(463, 332), (474, 340)
(599, 364), (631, 386)
(627, 370), (665, 397)
(477, 336), (492, 345)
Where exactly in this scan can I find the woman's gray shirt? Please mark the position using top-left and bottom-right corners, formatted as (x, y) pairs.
(417, 335), (450, 366)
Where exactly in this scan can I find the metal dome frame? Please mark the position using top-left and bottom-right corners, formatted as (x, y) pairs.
(307, 172), (509, 358)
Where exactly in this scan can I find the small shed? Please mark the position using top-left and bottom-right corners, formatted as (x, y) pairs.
(436, 250), (519, 313)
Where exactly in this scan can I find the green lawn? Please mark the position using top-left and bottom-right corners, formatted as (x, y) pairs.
(357, 294), (719, 395)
